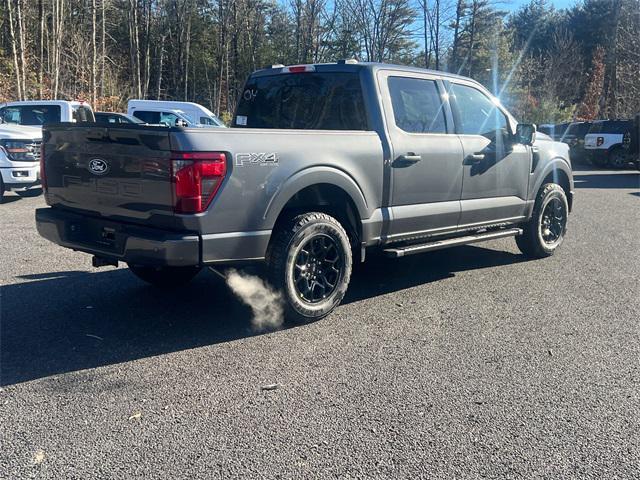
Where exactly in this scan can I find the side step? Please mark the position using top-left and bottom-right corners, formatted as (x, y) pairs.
(383, 228), (523, 258)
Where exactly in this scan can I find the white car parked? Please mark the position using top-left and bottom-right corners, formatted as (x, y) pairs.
(584, 120), (633, 168)
(127, 100), (225, 127)
(0, 123), (42, 202)
(0, 100), (94, 201)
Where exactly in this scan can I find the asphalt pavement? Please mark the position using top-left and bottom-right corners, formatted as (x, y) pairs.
(1, 167), (639, 479)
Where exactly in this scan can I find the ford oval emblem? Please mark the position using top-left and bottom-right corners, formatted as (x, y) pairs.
(88, 158), (109, 175)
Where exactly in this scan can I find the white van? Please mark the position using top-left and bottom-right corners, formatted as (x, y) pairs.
(127, 100), (224, 127)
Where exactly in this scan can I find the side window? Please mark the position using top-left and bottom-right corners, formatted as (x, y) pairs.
(388, 77), (447, 134)
(159, 112), (180, 126)
(133, 110), (161, 124)
(450, 83), (509, 139)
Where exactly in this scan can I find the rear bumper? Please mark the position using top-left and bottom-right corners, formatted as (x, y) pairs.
(35, 207), (270, 267)
(36, 208), (201, 266)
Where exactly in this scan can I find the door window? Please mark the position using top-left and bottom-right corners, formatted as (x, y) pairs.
(132, 110), (185, 125)
(159, 112), (181, 126)
(132, 110), (160, 124)
(388, 77), (447, 134)
(450, 83), (509, 140)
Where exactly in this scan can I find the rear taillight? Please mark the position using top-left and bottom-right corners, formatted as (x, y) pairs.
(171, 152), (227, 214)
(40, 143), (47, 190)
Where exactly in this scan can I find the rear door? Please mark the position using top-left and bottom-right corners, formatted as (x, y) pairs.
(448, 81), (530, 227)
(44, 125), (175, 227)
(377, 71), (464, 240)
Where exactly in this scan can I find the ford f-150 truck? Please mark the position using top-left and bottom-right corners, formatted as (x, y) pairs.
(0, 122), (42, 202)
(36, 62), (574, 322)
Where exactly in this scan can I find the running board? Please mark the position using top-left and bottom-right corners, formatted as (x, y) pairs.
(383, 228), (523, 258)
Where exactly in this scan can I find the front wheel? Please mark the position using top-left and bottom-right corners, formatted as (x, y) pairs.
(267, 212), (352, 323)
(127, 264), (202, 287)
(516, 183), (569, 258)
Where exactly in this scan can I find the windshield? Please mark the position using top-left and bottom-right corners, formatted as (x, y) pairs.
(235, 72), (368, 130)
(0, 105), (62, 126)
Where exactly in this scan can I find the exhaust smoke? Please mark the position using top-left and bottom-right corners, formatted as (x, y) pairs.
(213, 268), (284, 331)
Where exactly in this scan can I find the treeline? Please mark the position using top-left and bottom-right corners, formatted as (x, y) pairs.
(0, 0), (638, 123)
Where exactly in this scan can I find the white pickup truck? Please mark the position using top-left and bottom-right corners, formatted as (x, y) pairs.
(0, 123), (42, 201)
(0, 100), (94, 201)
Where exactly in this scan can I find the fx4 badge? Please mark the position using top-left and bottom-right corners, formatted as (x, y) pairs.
(235, 152), (279, 167)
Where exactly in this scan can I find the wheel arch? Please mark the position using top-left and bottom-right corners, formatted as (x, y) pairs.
(534, 158), (573, 212)
(264, 167), (369, 245)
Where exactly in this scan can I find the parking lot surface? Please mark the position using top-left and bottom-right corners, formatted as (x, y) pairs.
(1, 167), (639, 479)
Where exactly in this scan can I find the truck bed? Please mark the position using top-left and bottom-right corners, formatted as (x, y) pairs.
(41, 123), (384, 262)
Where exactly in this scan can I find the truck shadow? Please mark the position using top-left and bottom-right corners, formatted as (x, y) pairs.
(1, 245), (527, 386)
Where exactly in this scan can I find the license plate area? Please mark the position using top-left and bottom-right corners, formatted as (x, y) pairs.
(65, 219), (125, 254)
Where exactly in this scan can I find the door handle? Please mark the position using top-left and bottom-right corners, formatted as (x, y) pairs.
(465, 153), (485, 164)
(397, 153), (422, 163)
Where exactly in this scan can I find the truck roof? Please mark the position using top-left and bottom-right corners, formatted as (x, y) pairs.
(251, 61), (474, 84)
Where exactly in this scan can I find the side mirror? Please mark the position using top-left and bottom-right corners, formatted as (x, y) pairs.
(515, 123), (536, 146)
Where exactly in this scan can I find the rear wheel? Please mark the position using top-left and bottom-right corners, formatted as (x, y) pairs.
(608, 148), (627, 169)
(516, 183), (568, 258)
(127, 264), (202, 287)
(267, 212), (352, 323)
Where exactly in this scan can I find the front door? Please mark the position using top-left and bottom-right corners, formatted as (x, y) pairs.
(378, 72), (464, 242)
(448, 82), (531, 228)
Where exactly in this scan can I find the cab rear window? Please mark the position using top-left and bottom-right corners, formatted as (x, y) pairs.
(234, 72), (369, 130)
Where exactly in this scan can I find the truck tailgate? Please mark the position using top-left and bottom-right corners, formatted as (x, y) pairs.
(43, 124), (175, 228)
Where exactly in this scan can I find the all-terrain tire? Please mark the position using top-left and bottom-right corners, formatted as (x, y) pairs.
(516, 183), (569, 259)
(127, 264), (202, 288)
(266, 212), (352, 323)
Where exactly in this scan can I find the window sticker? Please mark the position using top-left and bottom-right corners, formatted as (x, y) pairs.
(236, 115), (248, 126)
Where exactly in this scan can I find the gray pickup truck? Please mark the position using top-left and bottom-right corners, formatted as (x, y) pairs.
(36, 61), (573, 322)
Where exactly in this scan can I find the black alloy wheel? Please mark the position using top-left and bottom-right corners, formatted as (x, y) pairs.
(539, 197), (566, 246)
(293, 234), (344, 304)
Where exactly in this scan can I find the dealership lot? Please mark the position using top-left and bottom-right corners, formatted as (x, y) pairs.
(1, 167), (639, 478)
